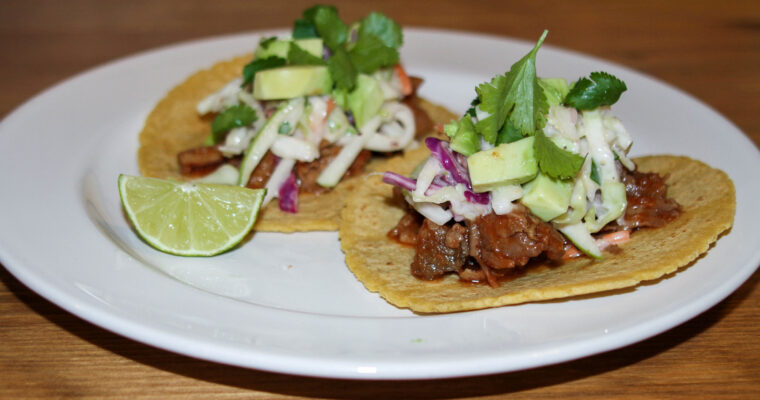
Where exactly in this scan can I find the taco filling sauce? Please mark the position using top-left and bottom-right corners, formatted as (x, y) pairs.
(383, 31), (684, 287)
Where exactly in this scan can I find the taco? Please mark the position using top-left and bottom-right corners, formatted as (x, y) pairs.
(338, 32), (735, 312)
(137, 5), (455, 232)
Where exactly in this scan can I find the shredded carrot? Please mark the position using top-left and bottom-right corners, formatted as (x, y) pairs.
(562, 230), (630, 259)
(597, 230), (630, 250)
(325, 97), (337, 117)
(312, 98), (338, 133)
(395, 64), (413, 96)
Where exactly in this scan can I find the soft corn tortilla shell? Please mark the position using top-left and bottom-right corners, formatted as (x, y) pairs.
(137, 54), (457, 232)
(339, 151), (736, 313)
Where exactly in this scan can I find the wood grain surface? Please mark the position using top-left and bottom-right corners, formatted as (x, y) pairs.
(1, 0), (758, 398)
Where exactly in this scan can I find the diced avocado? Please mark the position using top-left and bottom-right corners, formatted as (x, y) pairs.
(347, 74), (384, 129)
(539, 78), (570, 107)
(253, 65), (332, 100)
(254, 38), (323, 60)
(255, 39), (290, 59)
(447, 117), (480, 156)
(467, 136), (538, 193)
(292, 38), (323, 57)
(521, 172), (574, 221)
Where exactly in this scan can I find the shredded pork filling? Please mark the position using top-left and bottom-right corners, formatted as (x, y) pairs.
(389, 167), (682, 286)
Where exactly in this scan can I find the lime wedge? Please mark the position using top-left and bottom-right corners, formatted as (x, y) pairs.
(118, 175), (266, 256)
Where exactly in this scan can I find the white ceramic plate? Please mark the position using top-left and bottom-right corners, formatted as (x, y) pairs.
(1, 29), (758, 380)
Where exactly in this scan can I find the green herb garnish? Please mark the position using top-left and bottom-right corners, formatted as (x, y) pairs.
(328, 47), (357, 91)
(258, 36), (277, 49)
(463, 30), (586, 179)
(357, 12), (403, 49)
(278, 121), (292, 135)
(292, 19), (318, 39)
(533, 130), (585, 180)
(293, 6), (402, 91)
(349, 33), (400, 73)
(465, 97), (480, 118)
(308, 6), (348, 51)
(564, 71), (627, 110)
(287, 43), (326, 66)
(210, 104), (258, 142)
(241, 56), (286, 87)
(496, 119), (524, 145)
(475, 30), (548, 144)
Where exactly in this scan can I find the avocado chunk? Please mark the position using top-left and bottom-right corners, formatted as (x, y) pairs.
(467, 136), (538, 193)
(347, 74), (384, 129)
(445, 117), (480, 156)
(254, 38), (323, 60)
(521, 172), (574, 221)
(253, 65), (333, 100)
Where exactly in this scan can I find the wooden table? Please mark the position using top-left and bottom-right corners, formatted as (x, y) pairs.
(1, 1), (758, 398)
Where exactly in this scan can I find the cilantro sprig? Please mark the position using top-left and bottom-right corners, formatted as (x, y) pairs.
(293, 6), (402, 90)
(564, 71), (627, 110)
(475, 30), (548, 144)
(307, 5), (348, 50)
(533, 131), (585, 180)
(243, 6), (403, 93)
(210, 104), (258, 143)
(287, 43), (326, 66)
(465, 30), (588, 180)
(241, 56), (286, 87)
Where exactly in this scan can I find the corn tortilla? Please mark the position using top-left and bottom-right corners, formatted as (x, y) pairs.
(339, 150), (735, 313)
(137, 54), (457, 232)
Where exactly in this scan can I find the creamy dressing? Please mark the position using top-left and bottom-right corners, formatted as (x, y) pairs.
(197, 78), (243, 115)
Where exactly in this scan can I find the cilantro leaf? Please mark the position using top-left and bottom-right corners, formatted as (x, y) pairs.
(474, 30), (549, 143)
(564, 71), (627, 110)
(211, 104), (258, 142)
(357, 12), (403, 49)
(278, 121), (292, 135)
(241, 56), (286, 87)
(293, 19), (318, 38)
(311, 6), (348, 50)
(465, 96), (480, 117)
(328, 47), (357, 90)
(331, 87), (349, 109)
(287, 43), (326, 66)
(349, 33), (399, 73)
(473, 75), (506, 144)
(533, 130), (584, 180)
(496, 119), (524, 144)
(259, 36), (277, 49)
(302, 4), (337, 21)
